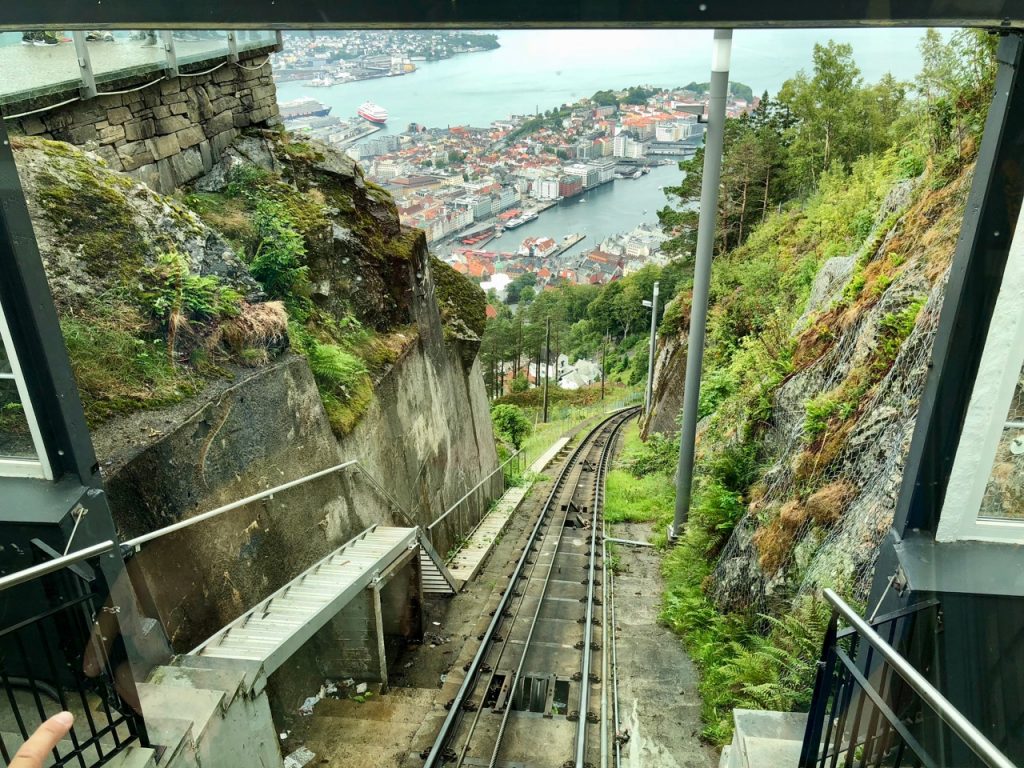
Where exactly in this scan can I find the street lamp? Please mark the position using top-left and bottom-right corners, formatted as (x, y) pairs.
(642, 281), (660, 417)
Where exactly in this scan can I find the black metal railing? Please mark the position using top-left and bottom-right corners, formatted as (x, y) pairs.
(800, 589), (1014, 768)
(0, 541), (148, 767)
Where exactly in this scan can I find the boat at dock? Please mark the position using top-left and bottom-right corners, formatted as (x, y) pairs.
(504, 211), (539, 229)
(279, 98), (332, 121)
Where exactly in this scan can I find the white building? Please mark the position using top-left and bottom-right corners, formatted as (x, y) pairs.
(537, 177), (561, 200)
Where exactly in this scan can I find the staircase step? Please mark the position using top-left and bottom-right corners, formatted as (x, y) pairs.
(740, 736), (803, 768)
(103, 746), (158, 768)
(140, 714), (195, 768)
(732, 709), (808, 742)
(137, 683), (225, 747)
(148, 665), (249, 706)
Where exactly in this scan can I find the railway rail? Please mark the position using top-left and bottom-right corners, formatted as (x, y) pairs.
(423, 406), (638, 768)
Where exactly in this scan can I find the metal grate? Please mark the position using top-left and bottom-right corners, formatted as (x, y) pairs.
(0, 546), (147, 767)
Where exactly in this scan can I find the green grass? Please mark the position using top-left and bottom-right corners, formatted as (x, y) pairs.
(605, 423), (674, 523)
(61, 302), (198, 424)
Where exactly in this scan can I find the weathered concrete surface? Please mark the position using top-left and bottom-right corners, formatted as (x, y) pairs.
(612, 521), (717, 768)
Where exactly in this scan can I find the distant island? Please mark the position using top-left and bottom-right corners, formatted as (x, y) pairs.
(682, 79), (754, 102)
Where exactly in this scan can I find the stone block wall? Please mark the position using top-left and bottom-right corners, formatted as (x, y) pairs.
(8, 55), (280, 193)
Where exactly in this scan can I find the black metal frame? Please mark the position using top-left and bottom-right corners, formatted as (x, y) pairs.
(0, 0), (1022, 28)
(892, 32), (1024, 535)
(0, 550), (148, 767)
(800, 600), (944, 768)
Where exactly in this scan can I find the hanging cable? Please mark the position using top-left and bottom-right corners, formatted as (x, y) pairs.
(2, 96), (81, 121)
(236, 56), (271, 71)
(179, 61), (229, 78)
(95, 75), (167, 96)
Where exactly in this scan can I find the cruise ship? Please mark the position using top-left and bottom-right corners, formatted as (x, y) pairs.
(357, 102), (388, 124)
(278, 98), (332, 121)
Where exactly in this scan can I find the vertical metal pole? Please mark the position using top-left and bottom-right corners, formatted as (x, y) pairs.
(227, 30), (240, 64)
(72, 32), (97, 100)
(671, 29), (732, 541)
(601, 334), (607, 401)
(542, 317), (551, 423)
(644, 281), (660, 416)
(161, 31), (179, 77)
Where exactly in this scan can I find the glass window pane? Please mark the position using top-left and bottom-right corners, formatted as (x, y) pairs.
(0, 31), (83, 107)
(979, 359), (1024, 521)
(0, 378), (37, 460)
(175, 30), (230, 67)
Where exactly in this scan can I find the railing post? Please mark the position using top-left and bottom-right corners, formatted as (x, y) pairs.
(72, 31), (97, 100)
(161, 31), (179, 77)
(227, 31), (239, 63)
(800, 607), (840, 768)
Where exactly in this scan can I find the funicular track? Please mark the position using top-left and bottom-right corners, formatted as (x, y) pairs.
(423, 407), (639, 768)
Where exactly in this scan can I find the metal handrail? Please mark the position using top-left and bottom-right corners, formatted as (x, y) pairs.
(0, 540), (114, 594)
(121, 460), (358, 549)
(823, 588), (1016, 768)
(350, 463), (416, 528)
(426, 449), (521, 533)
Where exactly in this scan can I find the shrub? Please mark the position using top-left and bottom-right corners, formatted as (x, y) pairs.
(625, 432), (678, 477)
(308, 343), (369, 400)
(491, 404), (531, 449)
(805, 481), (856, 526)
(510, 374), (529, 393)
(138, 251), (242, 324)
(249, 199), (312, 316)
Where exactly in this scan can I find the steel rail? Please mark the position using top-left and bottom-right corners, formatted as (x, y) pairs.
(575, 411), (625, 768)
(487, 410), (634, 768)
(823, 588), (1016, 768)
(121, 460), (358, 549)
(0, 540), (114, 593)
(484, 449), (587, 768)
(423, 408), (637, 768)
(456, 446), (574, 766)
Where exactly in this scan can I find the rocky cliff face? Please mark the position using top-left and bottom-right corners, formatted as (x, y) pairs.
(647, 158), (972, 613)
(15, 132), (498, 650)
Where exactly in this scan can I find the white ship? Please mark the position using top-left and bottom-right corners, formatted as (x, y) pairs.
(357, 102), (388, 124)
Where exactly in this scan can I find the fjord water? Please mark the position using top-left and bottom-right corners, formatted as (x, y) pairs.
(276, 28), (929, 132)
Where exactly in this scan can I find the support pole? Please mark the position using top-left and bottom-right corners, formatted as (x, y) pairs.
(72, 31), (97, 100)
(542, 317), (551, 423)
(670, 29), (732, 541)
(601, 333), (607, 401)
(644, 281), (660, 416)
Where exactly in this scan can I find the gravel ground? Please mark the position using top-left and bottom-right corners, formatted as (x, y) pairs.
(611, 521), (718, 768)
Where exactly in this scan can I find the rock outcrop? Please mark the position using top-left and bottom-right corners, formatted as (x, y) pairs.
(647, 162), (971, 613)
(14, 132), (498, 650)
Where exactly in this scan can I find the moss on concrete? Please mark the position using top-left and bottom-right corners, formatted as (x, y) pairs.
(431, 256), (486, 337)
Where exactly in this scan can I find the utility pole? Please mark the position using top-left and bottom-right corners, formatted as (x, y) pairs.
(671, 29), (732, 542)
(643, 281), (660, 417)
(542, 317), (551, 423)
(600, 334), (607, 401)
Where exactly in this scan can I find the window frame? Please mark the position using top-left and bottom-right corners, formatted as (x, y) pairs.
(0, 299), (53, 480)
(938, 203), (1024, 543)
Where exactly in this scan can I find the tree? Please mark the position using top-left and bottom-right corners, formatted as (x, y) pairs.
(491, 404), (531, 449)
(505, 273), (537, 304)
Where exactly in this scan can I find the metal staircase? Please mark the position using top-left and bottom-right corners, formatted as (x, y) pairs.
(189, 525), (455, 675)
(418, 531), (459, 594)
